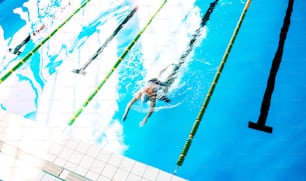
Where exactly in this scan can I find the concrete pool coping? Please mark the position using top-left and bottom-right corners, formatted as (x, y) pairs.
(0, 110), (187, 181)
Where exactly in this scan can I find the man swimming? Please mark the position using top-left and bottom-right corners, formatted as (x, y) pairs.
(122, 63), (180, 127)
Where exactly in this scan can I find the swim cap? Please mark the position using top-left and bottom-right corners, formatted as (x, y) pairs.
(141, 93), (150, 103)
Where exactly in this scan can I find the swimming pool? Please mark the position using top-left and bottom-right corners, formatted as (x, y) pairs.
(1, 0), (306, 180)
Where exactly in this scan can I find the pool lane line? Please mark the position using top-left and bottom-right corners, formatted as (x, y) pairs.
(166, 0), (219, 89)
(248, 0), (294, 133)
(72, 6), (139, 75)
(178, 0), (219, 65)
(160, 0), (219, 98)
(67, 0), (168, 126)
(8, 35), (31, 55)
(0, 0), (92, 85)
(175, 0), (251, 170)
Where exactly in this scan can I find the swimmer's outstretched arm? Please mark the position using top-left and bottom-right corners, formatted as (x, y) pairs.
(122, 92), (141, 121)
(139, 99), (156, 127)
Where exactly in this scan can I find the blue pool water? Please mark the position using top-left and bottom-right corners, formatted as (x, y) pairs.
(1, 0), (306, 180)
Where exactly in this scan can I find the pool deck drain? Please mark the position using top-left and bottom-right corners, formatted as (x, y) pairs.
(0, 110), (187, 181)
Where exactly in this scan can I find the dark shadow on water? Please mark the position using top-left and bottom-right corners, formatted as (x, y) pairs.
(249, 0), (294, 133)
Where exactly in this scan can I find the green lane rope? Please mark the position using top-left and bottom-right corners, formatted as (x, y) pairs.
(68, 0), (168, 126)
(0, 0), (92, 85)
(176, 0), (251, 168)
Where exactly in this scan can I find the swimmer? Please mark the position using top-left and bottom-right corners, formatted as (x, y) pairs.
(122, 63), (180, 127)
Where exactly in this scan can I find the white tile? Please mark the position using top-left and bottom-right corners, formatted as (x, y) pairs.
(0, 140), (4, 149)
(113, 169), (129, 181)
(45, 153), (57, 163)
(54, 157), (67, 167)
(22, 127), (49, 141)
(54, 135), (70, 146)
(17, 140), (35, 154)
(75, 166), (88, 176)
(126, 173), (142, 181)
(0, 128), (6, 138)
(108, 154), (123, 167)
(97, 175), (112, 181)
(79, 155), (94, 168)
(49, 130), (62, 143)
(66, 139), (80, 150)
(97, 149), (112, 163)
(101, 164), (117, 179)
(0, 153), (17, 167)
(0, 142), (18, 156)
(131, 162), (147, 177)
(86, 144), (101, 159)
(76, 142), (90, 154)
(48, 143), (63, 156)
(3, 127), (24, 142)
(64, 161), (77, 171)
(90, 159), (106, 174)
(59, 170), (70, 180)
(0, 118), (9, 127)
(86, 170), (99, 181)
(0, 110), (8, 120)
(119, 157), (135, 172)
(0, 168), (13, 181)
(58, 147), (73, 160)
(156, 171), (172, 181)
(3, 140), (18, 147)
(69, 151), (84, 165)
(143, 166), (159, 181)
(18, 152), (43, 168)
(36, 140), (52, 153)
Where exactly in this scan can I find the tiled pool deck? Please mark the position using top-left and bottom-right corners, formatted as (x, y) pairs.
(0, 110), (187, 181)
